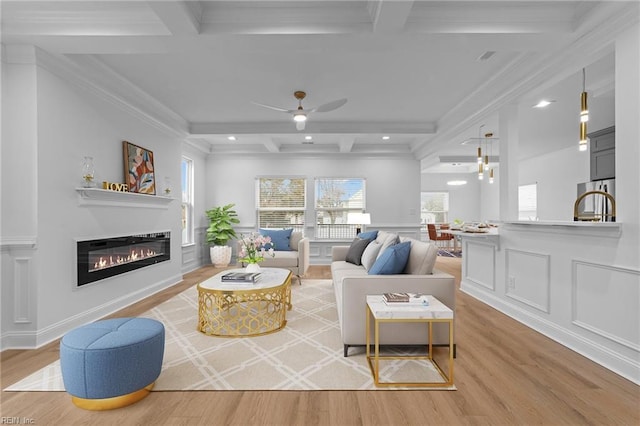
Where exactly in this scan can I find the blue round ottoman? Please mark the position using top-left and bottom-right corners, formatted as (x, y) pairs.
(60, 317), (164, 410)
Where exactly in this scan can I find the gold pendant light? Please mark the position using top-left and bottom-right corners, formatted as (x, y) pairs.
(579, 68), (589, 151)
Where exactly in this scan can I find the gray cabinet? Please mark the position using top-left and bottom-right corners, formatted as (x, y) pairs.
(589, 126), (615, 181)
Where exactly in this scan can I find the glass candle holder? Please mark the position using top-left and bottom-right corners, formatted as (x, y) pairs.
(163, 177), (172, 196)
(81, 156), (96, 188)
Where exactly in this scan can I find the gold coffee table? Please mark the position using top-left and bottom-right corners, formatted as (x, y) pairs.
(197, 268), (292, 337)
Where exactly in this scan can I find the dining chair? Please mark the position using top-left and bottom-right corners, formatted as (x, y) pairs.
(427, 224), (454, 250)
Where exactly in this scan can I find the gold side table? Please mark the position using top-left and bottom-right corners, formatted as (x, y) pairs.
(366, 295), (454, 387)
(197, 268), (292, 337)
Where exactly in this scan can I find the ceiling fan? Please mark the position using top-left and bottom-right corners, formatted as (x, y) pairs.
(252, 91), (347, 131)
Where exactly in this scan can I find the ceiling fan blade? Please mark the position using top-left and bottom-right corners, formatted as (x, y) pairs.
(251, 101), (293, 113)
(296, 120), (306, 131)
(311, 98), (347, 113)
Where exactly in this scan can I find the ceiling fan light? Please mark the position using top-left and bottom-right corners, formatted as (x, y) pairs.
(293, 113), (307, 122)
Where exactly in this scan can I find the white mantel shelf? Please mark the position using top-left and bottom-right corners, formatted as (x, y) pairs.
(502, 220), (622, 238)
(75, 188), (175, 209)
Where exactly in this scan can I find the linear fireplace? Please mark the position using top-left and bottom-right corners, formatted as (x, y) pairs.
(77, 232), (170, 287)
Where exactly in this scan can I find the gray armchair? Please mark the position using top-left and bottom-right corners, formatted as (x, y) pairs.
(238, 231), (309, 284)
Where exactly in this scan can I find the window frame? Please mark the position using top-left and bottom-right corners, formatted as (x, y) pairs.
(181, 156), (194, 246)
(421, 191), (450, 225)
(256, 176), (307, 232)
(314, 177), (366, 240)
(518, 182), (538, 221)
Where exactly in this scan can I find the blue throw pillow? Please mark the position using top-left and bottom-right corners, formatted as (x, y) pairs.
(259, 228), (293, 251)
(368, 241), (411, 275)
(358, 230), (378, 240)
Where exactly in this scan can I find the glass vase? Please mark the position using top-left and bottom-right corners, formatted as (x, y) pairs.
(81, 156), (96, 188)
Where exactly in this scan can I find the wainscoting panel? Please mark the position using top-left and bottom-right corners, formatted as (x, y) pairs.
(13, 257), (32, 324)
(505, 249), (551, 313)
(573, 260), (640, 351)
(464, 241), (495, 290)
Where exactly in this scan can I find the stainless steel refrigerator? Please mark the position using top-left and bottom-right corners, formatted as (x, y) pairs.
(575, 179), (616, 222)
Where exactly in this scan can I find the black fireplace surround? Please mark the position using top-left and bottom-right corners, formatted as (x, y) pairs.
(77, 232), (170, 287)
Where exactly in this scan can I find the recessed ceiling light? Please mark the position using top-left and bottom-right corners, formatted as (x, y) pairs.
(533, 100), (555, 108)
(382, 136), (390, 140)
(227, 136), (236, 141)
(305, 135), (312, 140)
(451, 163), (462, 166)
(447, 180), (467, 186)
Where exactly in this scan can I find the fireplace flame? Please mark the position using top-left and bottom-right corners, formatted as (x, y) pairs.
(92, 247), (159, 271)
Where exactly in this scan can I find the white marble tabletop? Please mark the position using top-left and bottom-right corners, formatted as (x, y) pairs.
(366, 295), (454, 320)
(199, 267), (291, 291)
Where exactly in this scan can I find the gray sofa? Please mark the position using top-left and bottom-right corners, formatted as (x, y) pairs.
(238, 231), (309, 283)
(331, 231), (456, 356)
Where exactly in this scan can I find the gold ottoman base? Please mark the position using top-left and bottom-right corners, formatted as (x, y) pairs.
(71, 382), (155, 410)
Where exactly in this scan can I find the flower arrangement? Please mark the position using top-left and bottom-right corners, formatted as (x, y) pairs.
(238, 232), (275, 264)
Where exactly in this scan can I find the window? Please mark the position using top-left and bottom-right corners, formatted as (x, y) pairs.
(518, 183), (537, 220)
(315, 178), (365, 239)
(421, 192), (449, 224)
(257, 177), (306, 231)
(181, 157), (194, 245)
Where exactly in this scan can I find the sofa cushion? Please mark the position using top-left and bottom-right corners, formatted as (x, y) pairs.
(345, 238), (372, 266)
(259, 250), (299, 268)
(369, 241), (411, 275)
(361, 240), (382, 271)
(358, 230), (378, 240)
(375, 231), (400, 259)
(259, 228), (293, 251)
(332, 263), (369, 285)
(289, 231), (302, 250)
(400, 237), (438, 275)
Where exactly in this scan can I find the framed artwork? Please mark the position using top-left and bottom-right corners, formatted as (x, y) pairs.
(123, 141), (156, 194)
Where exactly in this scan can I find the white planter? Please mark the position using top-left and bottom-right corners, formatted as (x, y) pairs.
(210, 245), (232, 267)
(245, 263), (261, 273)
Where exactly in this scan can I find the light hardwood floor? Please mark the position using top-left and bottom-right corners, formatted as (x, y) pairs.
(1, 257), (638, 425)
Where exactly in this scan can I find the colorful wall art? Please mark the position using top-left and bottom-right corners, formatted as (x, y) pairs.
(123, 141), (156, 194)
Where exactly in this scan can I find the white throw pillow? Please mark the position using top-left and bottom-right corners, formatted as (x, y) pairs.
(361, 241), (382, 271)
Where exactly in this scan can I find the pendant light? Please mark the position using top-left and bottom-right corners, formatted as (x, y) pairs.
(477, 124), (484, 164)
(579, 68), (589, 151)
(488, 134), (495, 184)
(478, 162), (484, 180)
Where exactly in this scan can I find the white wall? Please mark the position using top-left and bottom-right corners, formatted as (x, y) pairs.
(1, 50), (184, 349)
(460, 23), (640, 384)
(519, 146), (590, 220)
(205, 154), (421, 228)
(420, 171), (499, 224)
(205, 154), (422, 263)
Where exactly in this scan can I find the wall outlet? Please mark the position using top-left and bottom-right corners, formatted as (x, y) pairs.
(508, 276), (516, 289)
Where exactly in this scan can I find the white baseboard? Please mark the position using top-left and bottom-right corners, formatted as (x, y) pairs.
(0, 273), (183, 350)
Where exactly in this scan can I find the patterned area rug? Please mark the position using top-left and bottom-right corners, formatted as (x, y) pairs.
(437, 250), (462, 258)
(5, 279), (454, 391)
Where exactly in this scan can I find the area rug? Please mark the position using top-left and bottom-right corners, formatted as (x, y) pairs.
(5, 279), (455, 391)
(437, 250), (462, 258)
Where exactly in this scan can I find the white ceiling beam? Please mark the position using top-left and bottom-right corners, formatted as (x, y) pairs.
(339, 137), (356, 153)
(368, 1), (414, 33)
(147, 1), (201, 35)
(190, 121), (436, 135)
(262, 138), (281, 153)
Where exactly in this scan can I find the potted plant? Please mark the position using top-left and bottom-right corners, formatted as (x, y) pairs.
(206, 203), (240, 267)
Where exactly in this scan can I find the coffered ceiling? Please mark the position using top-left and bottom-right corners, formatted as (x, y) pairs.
(2, 1), (635, 172)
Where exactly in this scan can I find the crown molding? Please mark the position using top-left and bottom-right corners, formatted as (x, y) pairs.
(32, 48), (188, 139)
(413, 2), (639, 161)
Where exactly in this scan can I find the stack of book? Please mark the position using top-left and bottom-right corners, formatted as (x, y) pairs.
(221, 272), (261, 283)
(383, 292), (430, 306)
